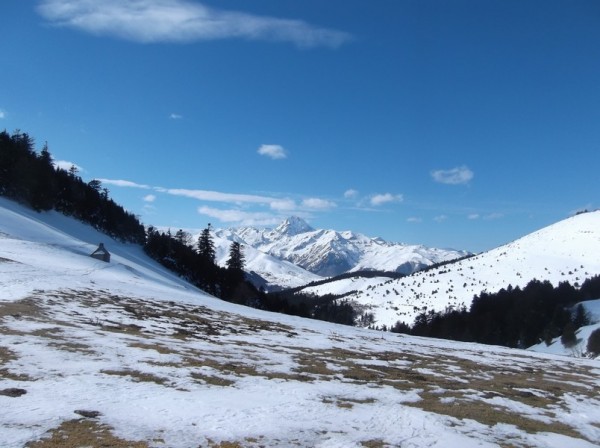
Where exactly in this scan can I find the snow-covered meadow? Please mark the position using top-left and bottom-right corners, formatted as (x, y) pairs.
(1, 198), (599, 447)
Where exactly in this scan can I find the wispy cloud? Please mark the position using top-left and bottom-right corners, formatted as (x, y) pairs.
(370, 193), (403, 207)
(344, 189), (358, 199)
(0, 109), (6, 119)
(143, 194), (156, 203)
(37, 0), (352, 48)
(54, 160), (84, 173)
(258, 144), (287, 160)
(434, 214), (448, 223)
(164, 188), (275, 205)
(483, 212), (503, 220)
(302, 198), (336, 210)
(468, 213), (480, 220)
(97, 178), (151, 189)
(407, 217), (422, 223)
(270, 199), (297, 211)
(431, 166), (474, 185)
(198, 206), (281, 226)
(169, 113), (183, 120)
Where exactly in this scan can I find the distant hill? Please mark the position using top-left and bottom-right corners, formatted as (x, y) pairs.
(299, 210), (600, 329)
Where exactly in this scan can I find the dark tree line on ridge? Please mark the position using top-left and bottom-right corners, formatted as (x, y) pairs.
(0, 130), (145, 243)
(0, 129), (354, 326)
(390, 276), (600, 350)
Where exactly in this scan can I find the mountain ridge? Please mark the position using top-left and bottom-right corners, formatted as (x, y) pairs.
(212, 216), (469, 283)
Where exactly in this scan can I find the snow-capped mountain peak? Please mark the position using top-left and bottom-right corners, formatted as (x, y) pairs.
(213, 219), (469, 282)
(272, 216), (314, 237)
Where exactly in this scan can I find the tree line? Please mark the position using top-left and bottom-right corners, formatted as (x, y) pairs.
(0, 130), (146, 243)
(390, 276), (600, 350)
(0, 129), (355, 326)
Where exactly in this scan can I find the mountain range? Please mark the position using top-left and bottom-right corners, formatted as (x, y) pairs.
(207, 216), (469, 289)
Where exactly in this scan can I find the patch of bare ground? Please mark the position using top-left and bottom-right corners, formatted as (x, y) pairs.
(322, 396), (376, 409)
(190, 371), (236, 387)
(0, 387), (27, 397)
(360, 439), (388, 448)
(0, 345), (33, 381)
(128, 341), (177, 355)
(24, 418), (149, 448)
(0, 297), (44, 320)
(100, 369), (169, 386)
(206, 440), (243, 448)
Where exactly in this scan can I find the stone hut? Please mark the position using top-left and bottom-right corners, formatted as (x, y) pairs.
(90, 243), (110, 263)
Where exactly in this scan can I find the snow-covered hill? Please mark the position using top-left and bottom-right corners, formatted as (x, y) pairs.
(301, 211), (600, 329)
(215, 216), (469, 280)
(1, 198), (600, 447)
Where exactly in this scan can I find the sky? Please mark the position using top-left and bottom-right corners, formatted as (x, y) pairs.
(1, 0), (599, 253)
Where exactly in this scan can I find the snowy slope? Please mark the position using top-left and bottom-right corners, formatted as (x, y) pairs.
(303, 211), (600, 328)
(0, 197), (201, 301)
(218, 216), (469, 278)
(1, 198), (600, 447)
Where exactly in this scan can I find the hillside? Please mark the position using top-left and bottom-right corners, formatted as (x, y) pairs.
(2, 199), (600, 447)
(300, 211), (600, 329)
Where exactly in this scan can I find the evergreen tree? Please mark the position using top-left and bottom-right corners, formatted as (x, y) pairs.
(175, 229), (191, 246)
(226, 241), (245, 272)
(560, 321), (578, 348)
(573, 304), (589, 328)
(197, 224), (216, 264)
(587, 329), (600, 357)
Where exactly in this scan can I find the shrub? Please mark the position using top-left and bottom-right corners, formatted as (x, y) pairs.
(587, 328), (600, 357)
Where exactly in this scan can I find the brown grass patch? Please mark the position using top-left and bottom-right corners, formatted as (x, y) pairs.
(207, 441), (243, 448)
(25, 418), (149, 448)
(410, 391), (581, 441)
(190, 371), (236, 387)
(0, 345), (33, 381)
(128, 341), (176, 355)
(100, 369), (169, 386)
(0, 298), (44, 320)
(361, 439), (387, 448)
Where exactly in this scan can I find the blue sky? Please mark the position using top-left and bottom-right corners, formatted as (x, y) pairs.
(2, 0), (599, 252)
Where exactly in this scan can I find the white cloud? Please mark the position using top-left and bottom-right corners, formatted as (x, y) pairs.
(301, 198), (336, 210)
(54, 160), (83, 173)
(270, 199), (297, 211)
(258, 144), (287, 160)
(370, 193), (403, 207)
(37, 0), (351, 48)
(198, 206), (280, 226)
(468, 213), (480, 220)
(164, 188), (275, 205)
(431, 166), (474, 185)
(434, 214), (448, 223)
(344, 189), (358, 199)
(169, 113), (183, 119)
(407, 217), (422, 223)
(97, 178), (151, 189)
(483, 212), (503, 220)
(143, 194), (156, 203)
(0, 109), (5, 119)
